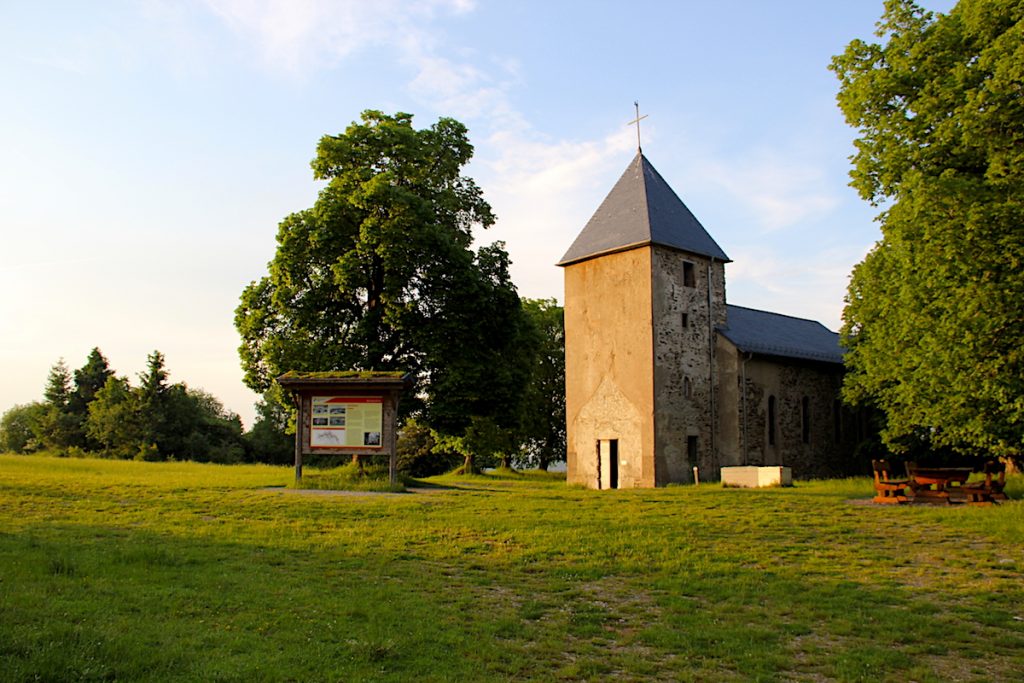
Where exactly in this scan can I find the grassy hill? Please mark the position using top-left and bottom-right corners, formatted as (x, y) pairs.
(1, 455), (1022, 681)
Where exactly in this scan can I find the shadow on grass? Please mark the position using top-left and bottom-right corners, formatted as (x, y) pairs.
(2, 510), (1022, 682)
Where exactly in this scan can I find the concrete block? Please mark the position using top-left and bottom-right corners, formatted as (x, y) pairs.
(721, 466), (792, 488)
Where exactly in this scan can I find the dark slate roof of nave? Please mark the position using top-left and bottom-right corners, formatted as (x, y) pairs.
(718, 305), (844, 365)
(557, 152), (730, 266)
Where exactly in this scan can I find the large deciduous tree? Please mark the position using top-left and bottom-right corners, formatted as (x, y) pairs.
(0, 402), (46, 454)
(831, 0), (1024, 460)
(235, 110), (532, 437)
(514, 299), (566, 471)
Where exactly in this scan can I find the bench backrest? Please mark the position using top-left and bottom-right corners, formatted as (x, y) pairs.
(984, 460), (1006, 489)
(872, 459), (896, 482)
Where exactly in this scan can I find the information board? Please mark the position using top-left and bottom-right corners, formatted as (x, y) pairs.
(310, 396), (383, 449)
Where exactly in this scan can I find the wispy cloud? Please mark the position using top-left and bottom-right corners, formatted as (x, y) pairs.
(726, 243), (865, 330)
(202, 0), (474, 72)
(702, 152), (839, 232)
(199, 0), (634, 301)
(198, 0), (852, 313)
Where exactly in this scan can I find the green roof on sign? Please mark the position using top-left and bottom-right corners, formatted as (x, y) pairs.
(278, 370), (408, 381)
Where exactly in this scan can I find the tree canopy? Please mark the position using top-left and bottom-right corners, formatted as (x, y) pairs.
(831, 0), (1024, 460)
(235, 110), (533, 436)
(512, 299), (566, 471)
(1, 348), (249, 462)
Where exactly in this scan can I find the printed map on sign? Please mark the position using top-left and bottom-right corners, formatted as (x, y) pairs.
(310, 396), (383, 448)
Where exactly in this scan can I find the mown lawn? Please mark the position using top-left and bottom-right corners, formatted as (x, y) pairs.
(1, 455), (1022, 682)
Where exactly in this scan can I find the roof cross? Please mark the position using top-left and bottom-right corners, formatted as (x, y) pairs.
(627, 101), (648, 153)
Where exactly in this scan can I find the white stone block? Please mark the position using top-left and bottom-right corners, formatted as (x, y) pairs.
(721, 466), (793, 488)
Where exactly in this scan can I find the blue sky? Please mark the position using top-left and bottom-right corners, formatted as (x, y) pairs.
(0, 0), (955, 428)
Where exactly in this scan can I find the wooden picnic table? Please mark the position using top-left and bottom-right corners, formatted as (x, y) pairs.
(907, 466), (974, 503)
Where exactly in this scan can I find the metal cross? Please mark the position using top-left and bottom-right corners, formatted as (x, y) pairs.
(627, 101), (648, 152)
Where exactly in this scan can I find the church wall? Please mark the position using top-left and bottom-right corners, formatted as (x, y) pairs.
(563, 248), (655, 489)
(739, 357), (853, 478)
(650, 247), (727, 484)
(715, 337), (743, 468)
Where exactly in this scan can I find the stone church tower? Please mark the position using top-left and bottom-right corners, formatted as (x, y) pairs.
(559, 152), (857, 488)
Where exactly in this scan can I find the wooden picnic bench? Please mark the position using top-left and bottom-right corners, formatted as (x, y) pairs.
(872, 459), (910, 504)
(959, 460), (1007, 505)
(906, 464), (973, 504)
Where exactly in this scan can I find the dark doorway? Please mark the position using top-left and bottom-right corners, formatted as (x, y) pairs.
(687, 435), (698, 466)
(609, 439), (619, 489)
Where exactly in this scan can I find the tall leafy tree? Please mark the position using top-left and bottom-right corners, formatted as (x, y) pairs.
(87, 376), (144, 458)
(514, 299), (566, 471)
(167, 388), (247, 464)
(245, 396), (294, 465)
(236, 110), (532, 437)
(0, 402), (47, 454)
(831, 0), (1024, 460)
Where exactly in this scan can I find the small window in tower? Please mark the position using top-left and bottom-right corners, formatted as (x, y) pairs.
(684, 376), (693, 398)
(801, 396), (810, 444)
(681, 312), (689, 328)
(833, 399), (842, 444)
(687, 435), (698, 466)
(683, 261), (696, 287)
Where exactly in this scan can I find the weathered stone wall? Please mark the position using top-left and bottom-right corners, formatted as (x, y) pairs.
(716, 336), (742, 468)
(737, 357), (854, 478)
(650, 247), (727, 484)
(564, 240), (861, 486)
(563, 248), (655, 488)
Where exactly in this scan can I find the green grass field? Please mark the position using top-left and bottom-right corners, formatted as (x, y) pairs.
(1, 455), (1022, 682)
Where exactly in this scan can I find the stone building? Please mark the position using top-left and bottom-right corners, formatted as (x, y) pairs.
(558, 152), (861, 488)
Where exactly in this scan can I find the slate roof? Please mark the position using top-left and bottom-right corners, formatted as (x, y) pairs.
(719, 305), (845, 365)
(557, 152), (730, 266)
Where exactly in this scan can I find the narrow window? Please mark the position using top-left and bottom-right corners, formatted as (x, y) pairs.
(833, 399), (842, 444)
(801, 396), (810, 444)
(687, 435), (698, 466)
(681, 312), (689, 328)
(683, 261), (695, 287)
(768, 395), (776, 446)
(683, 376), (693, 398)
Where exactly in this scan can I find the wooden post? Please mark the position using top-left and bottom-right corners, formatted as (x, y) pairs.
(294, 393), (304, 484)
(294, 425), (304, 485)
(387, 393), (398, 486)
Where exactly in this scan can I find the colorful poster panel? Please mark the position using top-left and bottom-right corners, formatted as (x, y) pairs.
(310, 396), (383, 449)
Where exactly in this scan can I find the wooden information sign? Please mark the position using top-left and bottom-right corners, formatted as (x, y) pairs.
(277, 371), (409, 485)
